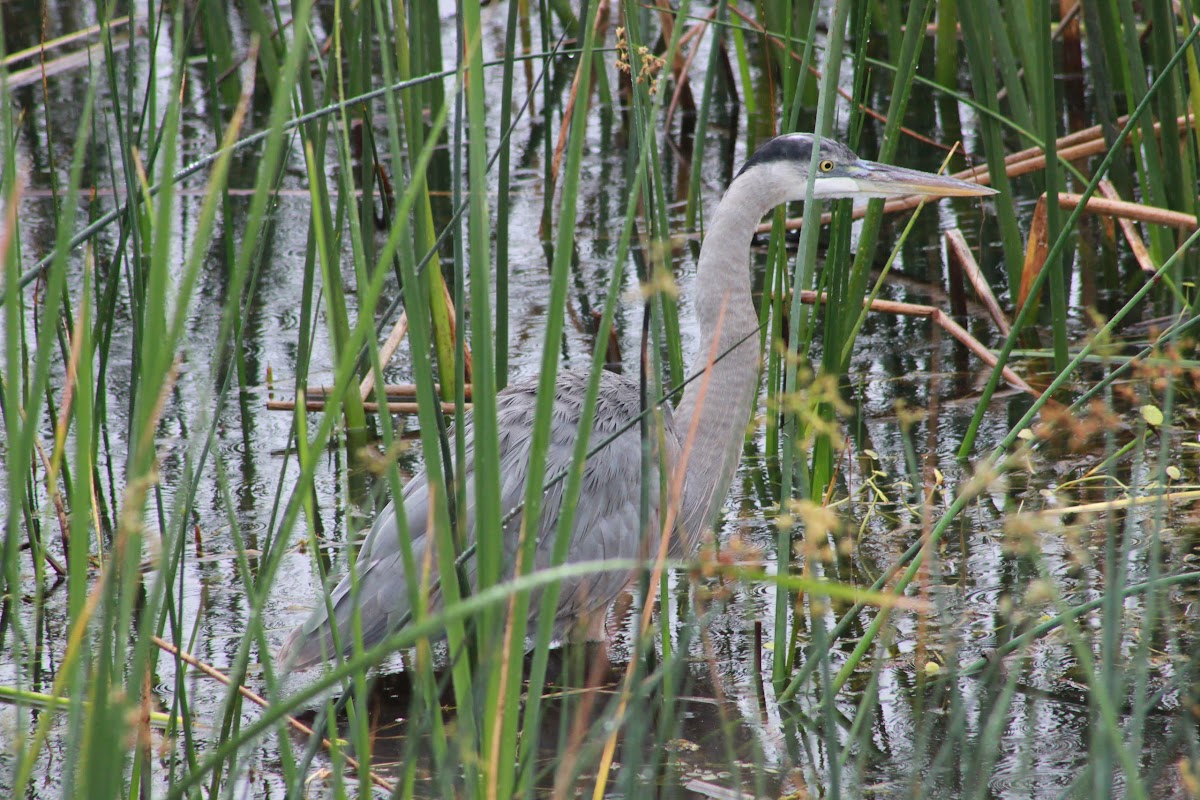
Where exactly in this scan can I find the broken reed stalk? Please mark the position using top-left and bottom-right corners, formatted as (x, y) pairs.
(1019, 194), (1052, 309)
(945, 229), (1012, 335)
(1018, 185), (1199, 306)
(791, 289), (1039, 397)
(359, 311), (408, 401)
(1096, 180), (1154, 274)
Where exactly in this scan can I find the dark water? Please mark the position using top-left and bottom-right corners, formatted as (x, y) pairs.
(3, 2), (1197, 798)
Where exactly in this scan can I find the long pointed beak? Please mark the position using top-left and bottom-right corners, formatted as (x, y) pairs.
(843, 159), (997, 199)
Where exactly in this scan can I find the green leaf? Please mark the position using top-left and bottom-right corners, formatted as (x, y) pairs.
(1141, 405), (1164, 427)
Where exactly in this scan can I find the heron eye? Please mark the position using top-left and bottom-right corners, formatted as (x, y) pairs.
(820, 159), (835, 172)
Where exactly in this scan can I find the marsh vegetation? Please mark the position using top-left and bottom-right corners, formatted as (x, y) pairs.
(3, 1), (1200, 797)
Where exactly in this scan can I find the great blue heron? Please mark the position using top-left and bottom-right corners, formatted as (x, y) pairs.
(279, 133), (995, 668)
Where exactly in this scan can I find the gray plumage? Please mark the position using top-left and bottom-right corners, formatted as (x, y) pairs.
(278, 134), (995, 668)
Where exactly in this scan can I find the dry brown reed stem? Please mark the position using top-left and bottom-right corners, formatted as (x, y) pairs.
(315, 382), (472, 399)
(359, 268), (469, 402)
(945, 229), (1011, 335)
(0, 175), (65, 577)
(1055, 191), (1199, 231)
(792, 290), (1039, 397)
(149, 636), (395, 793)
(655, 0), (701, 78)
(29, 435), (69, 577)
(357, 401), (460, 414)
(359, 312), (407, 401)
(1096, 180), (1153, 274)
(43, 252), (100, 572)
(549, 0), (609, 190)
(974, 113), (1197, 189)
(664, 7), (715, 127)
(441, 266), (472, 382)
(1002, 112), (1194, 178)
(1019, 184), (1199, 305)
(933, 311), (1037, 396)
(3, 13), (141, 67)
(1018, 194), (1051, 309)
(1059, 0), (1083, 75)
(1030, 490), (1200, 516)
(287, 301), (1041, 422)
(655, 0), (701, 126)
(267, 399), (463, 415)
(0, 170), (21, 272)
(8, 25), (139, 90)
(54, 267), (85, 459)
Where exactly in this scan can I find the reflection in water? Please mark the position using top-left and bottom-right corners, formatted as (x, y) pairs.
(287, 640), (794, 798)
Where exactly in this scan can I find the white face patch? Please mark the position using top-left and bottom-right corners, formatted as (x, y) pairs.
(810, 176), (861, 198)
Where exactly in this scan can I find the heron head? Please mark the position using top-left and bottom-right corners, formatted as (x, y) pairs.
(738, 133), (997, 202)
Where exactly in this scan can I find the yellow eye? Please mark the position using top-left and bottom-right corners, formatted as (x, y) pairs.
(820, 159), (835, 172)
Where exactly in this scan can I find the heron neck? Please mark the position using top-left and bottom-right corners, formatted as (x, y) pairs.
(673, 177), (780, 545)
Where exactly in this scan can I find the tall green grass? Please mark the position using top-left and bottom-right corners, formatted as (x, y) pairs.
(3, 1), (1200, 798)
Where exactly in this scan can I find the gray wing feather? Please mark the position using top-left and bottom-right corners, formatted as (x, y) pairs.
(278, 370), (681, 668)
